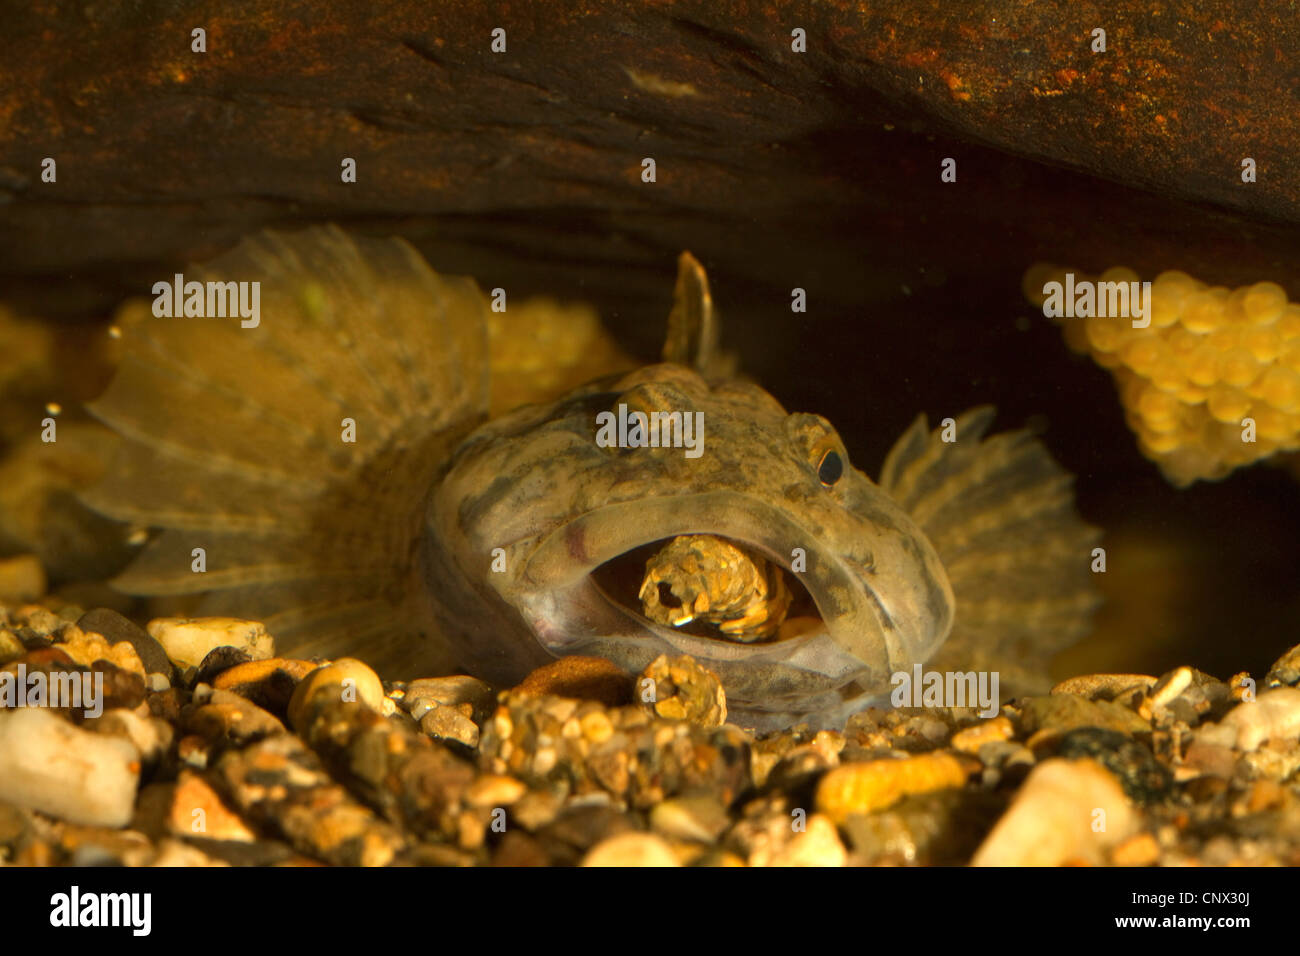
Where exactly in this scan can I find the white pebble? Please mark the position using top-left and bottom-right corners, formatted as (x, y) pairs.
(972, 758), (1136, 866)
(581, 832), (681, 867)
(147, 617), (274, 670)
(1217, 687), (1300, 750)
(767, 814), (847, 867)
(0, 708), (140, 826)
(92, 708), (173, 763)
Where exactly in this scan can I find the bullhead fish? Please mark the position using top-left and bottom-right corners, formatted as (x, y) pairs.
(85, 226), (1100, 730)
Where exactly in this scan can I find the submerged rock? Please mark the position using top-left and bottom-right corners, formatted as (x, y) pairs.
(581, 831), (680, 867)
(1214, 687), (1300, 751)
(148, 617), (274, 672)
(0, 707), (139, 826)
(972, 758), (1137, 866)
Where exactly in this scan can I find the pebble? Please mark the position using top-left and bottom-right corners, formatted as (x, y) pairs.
(580, 831), (680, 867)
(1110, 831), (1161, 866)
(465, 774), (528, 809)
(975, 741), (1036, 789)
(1179, 738), (1237, 779)
(650, 796), (731, 844)
(166, 770), (257, 842)
(509, 790), (565, 831)
(1051, 673), (1156, 701)
(406, 675), (496, 747)
(1265, 642), (1300, 687)
(950, 716), (1014, 753)
(61, 826), (156, 867)
(76, 608), (171, 677)
(2, 650), (145, 715)
(515, 655), (633, 706)
(216, 733), (406, 866)
(1228, 672), (1256, 702)
(405, 675), (496, 720)
(840, 789), (1005, 865)
(1216, 686), (1300, 750)
(92, 707), (174, 764)
(212, 657), (316, 714)
(479, 689), (751, 811)
(0, 628), (23, 666)
(639, 654), (727, 727)
(896, 715), (951, 745)
(0, 707), (140, 826)
(0, 554), (45, 604)
(763, 743), (839, 796)
(148, 617), (274, 671)
(1147, 666), (1194, 709)
(1017, 694), (1150, 739)
(419, 708), (481, 748)
(192, 645), (253, 687)
(187, 687), (287, 743)
(815, 752), (974, 822)
(287, 658), (385, 734)
(971, 758), (1137, 866)
(538, 804), (640, 865)
(150, 839), (231, 868)
(9, 605), (64, 642)
(1135, 666), (1202, 722)
(300, 696), (481, 846)
(1054, 728), (1172, 805)
(491, 830), (551, 867)
(56, 624), (146, 676)
(765, 813), (847, 867)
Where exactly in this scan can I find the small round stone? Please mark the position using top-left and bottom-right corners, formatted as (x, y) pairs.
(581, 831), (680, 867)
(287, 658), (384, 734)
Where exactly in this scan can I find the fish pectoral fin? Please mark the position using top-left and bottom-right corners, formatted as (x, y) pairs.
(879, 405), (1102, 694)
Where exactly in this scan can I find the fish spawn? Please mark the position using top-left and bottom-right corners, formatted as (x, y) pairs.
(1026, 263), (1300, 485)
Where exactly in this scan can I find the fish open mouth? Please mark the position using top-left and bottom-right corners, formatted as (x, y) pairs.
(509, 491), (909, 720)
(589, 536), (824, 645)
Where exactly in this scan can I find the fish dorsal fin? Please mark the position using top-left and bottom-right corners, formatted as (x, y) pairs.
(663, 251), (721, 374)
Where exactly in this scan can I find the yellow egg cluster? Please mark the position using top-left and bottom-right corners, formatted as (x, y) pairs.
(1023, 264), (1300, 486)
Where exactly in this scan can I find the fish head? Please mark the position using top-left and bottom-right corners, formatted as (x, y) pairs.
(431, 362), (955, 727)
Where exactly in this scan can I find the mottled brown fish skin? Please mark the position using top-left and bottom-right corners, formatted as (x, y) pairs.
(427, 363), (957, 726)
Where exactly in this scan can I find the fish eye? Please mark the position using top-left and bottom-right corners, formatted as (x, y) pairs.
(817, 449), (843, 486)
